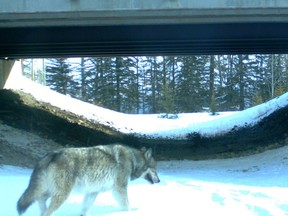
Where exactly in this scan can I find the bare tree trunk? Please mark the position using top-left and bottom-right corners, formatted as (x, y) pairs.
(151, 57), (157, 113)
(238, 55), (245, 110)
(209, 55), (216, 114)
(115, 57), (121, 112)
(271, 54), (275, 98)
(80, 58), (87, 101)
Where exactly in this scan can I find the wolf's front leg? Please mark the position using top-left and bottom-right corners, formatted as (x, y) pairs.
(80, 192), (98, 216)
(112, 186), (130, 211)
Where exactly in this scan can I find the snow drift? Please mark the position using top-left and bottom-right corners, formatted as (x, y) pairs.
(4, 72), (288, 140)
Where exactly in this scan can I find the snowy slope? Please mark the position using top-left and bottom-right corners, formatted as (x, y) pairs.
(2, 145), (288, 216)
(5, 74), (288, 140)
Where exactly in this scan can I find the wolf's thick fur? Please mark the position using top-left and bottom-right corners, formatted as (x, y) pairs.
(17, 144), (160, 216)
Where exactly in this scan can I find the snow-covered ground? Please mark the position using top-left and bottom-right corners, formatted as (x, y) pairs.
(2, 62), (288, 216)
(2, 145), (288, 216)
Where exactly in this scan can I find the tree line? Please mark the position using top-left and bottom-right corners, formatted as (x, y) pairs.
(22, 54), (288, 114)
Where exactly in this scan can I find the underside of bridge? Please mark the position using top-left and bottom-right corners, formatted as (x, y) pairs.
(1, 22), (288, 58)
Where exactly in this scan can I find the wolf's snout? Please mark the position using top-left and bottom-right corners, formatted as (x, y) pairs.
(154, 176), (160, 183)
(153, 172), (160, 183)
(146, 169), (160, 184)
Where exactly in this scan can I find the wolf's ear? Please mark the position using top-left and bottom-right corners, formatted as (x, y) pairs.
(144, 148), (152, 160)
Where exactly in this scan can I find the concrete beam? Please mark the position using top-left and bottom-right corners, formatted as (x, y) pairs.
(2, 0), (288, 12)
(1, 0), (288, 27)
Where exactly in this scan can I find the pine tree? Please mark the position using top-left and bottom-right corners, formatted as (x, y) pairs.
(46, 58), (76, 96)
(158, 78), (175, 113)
(114, 56), (139, 113)
(176, 55), (209, 112)
(121, 57), (141, 113)
(88, 57), (115, 108)
(78, 57), (90, 102)
(142, 56), (162, 113)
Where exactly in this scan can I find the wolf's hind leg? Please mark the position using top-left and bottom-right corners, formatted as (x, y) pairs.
(113, 186), (130, 211)
(38, 193), (49, 216)
(80, 192), (98, 216)
(43, 191), (70, 216)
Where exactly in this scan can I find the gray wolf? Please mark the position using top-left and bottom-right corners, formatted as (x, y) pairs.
(17, 144), (160, 216)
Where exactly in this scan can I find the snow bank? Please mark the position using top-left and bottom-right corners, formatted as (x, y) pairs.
(5, 68), (288, 140)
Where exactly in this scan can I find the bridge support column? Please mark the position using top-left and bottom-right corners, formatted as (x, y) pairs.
(0, 60), (16, 89)
(0, 59), (22, 89)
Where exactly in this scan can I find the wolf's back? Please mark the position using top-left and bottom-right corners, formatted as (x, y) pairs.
(17, 152), (55, 215)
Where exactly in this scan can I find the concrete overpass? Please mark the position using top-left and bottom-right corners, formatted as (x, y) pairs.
(1, 0), (288, 88)
(1, 0), (288, 27)
(1, 0), (288, 58)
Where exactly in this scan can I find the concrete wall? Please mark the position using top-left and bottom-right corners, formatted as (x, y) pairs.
(1, 0), (288, 27)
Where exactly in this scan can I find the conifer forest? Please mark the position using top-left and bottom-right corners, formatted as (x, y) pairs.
(22, 54), (288, 114)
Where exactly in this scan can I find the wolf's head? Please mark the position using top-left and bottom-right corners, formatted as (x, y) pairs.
(131, 147), (160, 184)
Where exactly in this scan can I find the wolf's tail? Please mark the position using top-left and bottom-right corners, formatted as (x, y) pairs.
(17, 185), (35, 215)
(17, 165), (47, 214)
(17, 153), (54, 215)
